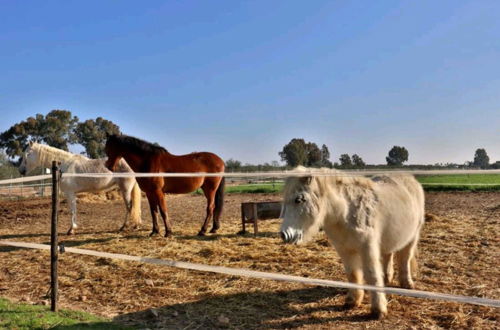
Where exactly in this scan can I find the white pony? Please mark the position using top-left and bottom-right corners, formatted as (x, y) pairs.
(19, 142), (142, 234)
(280, 167), (425, 318)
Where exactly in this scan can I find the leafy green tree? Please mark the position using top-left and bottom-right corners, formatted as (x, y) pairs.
(386, 146), (409, 166)
(0, 151), (20, 179)
(279, 139), (332, 167)
(473, 148), (489, 169)
(339, 154), (352, 167)
(0, 110), (78, 158)
(279, 138), (309, 167)
(352, 154), (366, 167)
(74, 117), (121, 158)
(306, 142), (322, 166)
(225, 158), (242, 172)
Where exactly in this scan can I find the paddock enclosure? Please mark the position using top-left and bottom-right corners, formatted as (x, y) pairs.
(0, 191), (498, 329)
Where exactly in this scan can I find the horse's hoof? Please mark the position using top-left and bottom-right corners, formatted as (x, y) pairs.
(197, 231), (206, 236)
(164, 232), (173, 238)
(119, 226), (127, 232)
(401, 281), (415, 290)
(209, 228), (218, 234)
(67, 230), (75, 235)
(343, 298), (362, 310)
(149, 231), (159, 237)
(370, 308), (388, 320)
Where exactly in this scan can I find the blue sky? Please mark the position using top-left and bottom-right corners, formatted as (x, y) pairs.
(1, 0), (499, 165)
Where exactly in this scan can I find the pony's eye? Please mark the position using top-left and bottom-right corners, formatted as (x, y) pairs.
(295, 194), (305, 204)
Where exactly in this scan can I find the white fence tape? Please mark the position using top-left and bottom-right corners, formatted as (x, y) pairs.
(1, 169), (499, 186)
(0, 240), (498, 308)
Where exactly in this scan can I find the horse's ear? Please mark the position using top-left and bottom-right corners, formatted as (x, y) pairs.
(300, 176), (313, 185)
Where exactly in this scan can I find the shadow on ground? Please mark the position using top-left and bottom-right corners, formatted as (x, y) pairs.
(111, 286), (376, 329)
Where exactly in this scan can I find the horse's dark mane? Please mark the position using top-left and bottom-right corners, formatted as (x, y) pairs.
(109, 134), (168, 155)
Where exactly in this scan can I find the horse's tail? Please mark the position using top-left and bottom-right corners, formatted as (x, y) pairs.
(129, 182), (142, 225)
(214, 177), (225, 222)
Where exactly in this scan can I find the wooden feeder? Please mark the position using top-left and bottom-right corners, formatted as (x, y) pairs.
(239, 201), (283, 235)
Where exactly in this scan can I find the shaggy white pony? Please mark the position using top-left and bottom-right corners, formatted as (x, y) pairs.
(280, 166), (425, 318)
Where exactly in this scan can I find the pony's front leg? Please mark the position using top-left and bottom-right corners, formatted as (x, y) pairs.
(66, 192), (78, 235)
(360, 241), (387, 319)
(336, 248), (364, 308)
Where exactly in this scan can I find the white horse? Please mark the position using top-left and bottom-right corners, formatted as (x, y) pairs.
(280, 167), (425, 318)
(19, 142), (142, 234)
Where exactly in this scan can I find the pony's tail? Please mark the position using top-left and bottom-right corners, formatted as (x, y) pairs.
(214, 177), (225, 223)
(129, 182), (142, 225)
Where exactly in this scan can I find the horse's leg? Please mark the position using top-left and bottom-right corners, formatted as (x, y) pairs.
(118, 183), (131, 232)
(360, 241), (387, 319)
(118, 179), (135, 231)
(396, 236), (419, 289)
(382, 253), (394, 285)
(211, 177), (225, 233)
(66, 192), (77, 235)
(157, 193), (173, 238)
(336, 248), (364, 309)
(198, 186), (216, 236)
(145, 191), (161, 236)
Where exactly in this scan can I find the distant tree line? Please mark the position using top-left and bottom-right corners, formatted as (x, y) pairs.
(226, 140), (498, 172)
(0, 110), (120, 161)
(0, 111), (498, 179)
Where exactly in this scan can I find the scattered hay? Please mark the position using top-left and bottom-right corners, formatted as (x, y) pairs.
(0, 192), (499, 329)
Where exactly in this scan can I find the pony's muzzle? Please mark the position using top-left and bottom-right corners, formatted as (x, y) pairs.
(280, 230), (302, 244)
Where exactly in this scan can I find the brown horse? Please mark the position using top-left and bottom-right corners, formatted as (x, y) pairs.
(104, 134), (225, 237)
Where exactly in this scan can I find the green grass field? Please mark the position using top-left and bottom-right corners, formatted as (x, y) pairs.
(219, 174), (500, 194)
(0, 297), (131, 330)
(416, 174), (500, 191)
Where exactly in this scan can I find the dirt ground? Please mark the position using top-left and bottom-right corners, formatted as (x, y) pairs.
(0, 191), (498, 329)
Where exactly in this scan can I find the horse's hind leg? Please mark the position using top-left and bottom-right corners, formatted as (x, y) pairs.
(157, 193), (173, 238)
(396, 236), (419, 289)
(199, 187), (216, 236)
(336, 248), (364, 309)
(145, 191), (161, 236)
(66, 192), (78, 235)
(383, 253), (394, 285)
(118, 180), (134, 231)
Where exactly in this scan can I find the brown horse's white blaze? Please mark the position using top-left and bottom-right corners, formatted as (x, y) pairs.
(105, 134), (225, 237)
(280, 167), (425, 319)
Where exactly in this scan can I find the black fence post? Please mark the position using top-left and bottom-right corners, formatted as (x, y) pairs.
(50, 161), (60, 312)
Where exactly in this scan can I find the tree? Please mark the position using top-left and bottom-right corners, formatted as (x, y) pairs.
(306, 142), (322, 166)
(225, 158), (242, 172)
(0, 151), (19, 179)
(279, 138), (308, 167)
(386, 146), (409, 166)
(473, 148), (489, 169)
(339, 154), (352, 167)
(0, 110), (78, 158)
(279, 139), (332, 167)
(352, 154), (366, 167)
(74, 117), (121, 158)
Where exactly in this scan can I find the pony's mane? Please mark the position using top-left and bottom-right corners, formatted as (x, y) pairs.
(108, 134), (167, 155)
(284, 166), (374, 196)
(30, 143), (87, 167)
